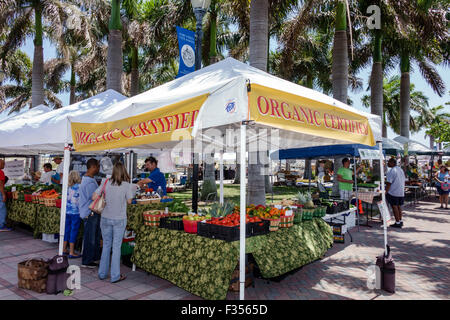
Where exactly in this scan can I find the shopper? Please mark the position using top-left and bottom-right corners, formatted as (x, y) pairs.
(137, 156), (167, 195)
(93, 162), (133, 283)
(337, 158), (363, 201)
(435, 166), (449, 209)
(386, 158), (406, 228)
(63, 171), (82, 258)
(0, 159), (12, 232)
(79, 158), (101, 268)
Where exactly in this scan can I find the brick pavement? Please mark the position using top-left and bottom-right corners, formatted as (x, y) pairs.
(0, 200), (448, 300)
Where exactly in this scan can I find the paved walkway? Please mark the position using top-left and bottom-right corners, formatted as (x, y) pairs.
(0, 200), (448, 300)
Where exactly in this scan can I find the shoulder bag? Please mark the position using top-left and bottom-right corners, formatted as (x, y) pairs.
(89, 178), (109, 214)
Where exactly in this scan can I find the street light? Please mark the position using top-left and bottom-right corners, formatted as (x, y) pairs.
(191, 0), (210, 71)
(190, 0), (210, 213)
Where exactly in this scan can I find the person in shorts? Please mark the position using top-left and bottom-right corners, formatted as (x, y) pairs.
(386, 158), (406, 228)
(434, 166), (449, 209)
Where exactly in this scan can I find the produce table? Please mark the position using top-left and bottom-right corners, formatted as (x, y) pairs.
(131, 218), (333, 300)
(6, 200), (61, 236)
(6, 200), (39, 229)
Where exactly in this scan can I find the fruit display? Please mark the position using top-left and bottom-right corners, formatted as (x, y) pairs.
(246, 205), (286, 220)
(206, 212), (263, 226)
(136, 193), (160, 200)
(131, 218), (333, 300)
(39, 190), (59, 199)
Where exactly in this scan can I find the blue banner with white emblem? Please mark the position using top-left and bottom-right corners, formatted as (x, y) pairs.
(176, 26), (196, 78)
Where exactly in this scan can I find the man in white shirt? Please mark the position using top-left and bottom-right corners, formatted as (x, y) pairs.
(53, 157), (63, 184)
(39, 163), (59, 185)
(386, 158), (406, 228)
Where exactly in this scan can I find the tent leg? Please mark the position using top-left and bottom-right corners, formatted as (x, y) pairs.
(354, 156), (359, 232)
(58, 144), (71, 256)
(308, 159), (311, 192)
(239, 122), (247, 301)
(220, 152), (224, 205)
(378, 142), (388, 255)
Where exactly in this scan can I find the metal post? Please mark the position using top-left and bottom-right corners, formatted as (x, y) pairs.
(58, 143), (72, 255)
(378, 142), (388, 256)
(220, 152), (224, 205)
(239, 122), (247, 300)
(193, 8), (206, 71)
(192, 152), (199, 213)
(308, 159), (311, 192)
(191, 7), (206, 213)
(354, 156), (359, 232)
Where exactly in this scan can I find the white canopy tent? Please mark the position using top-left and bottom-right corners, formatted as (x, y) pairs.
(0, 90), (127, 154)
(393, 135), (434, 155)
(0, 58), (386, 300)
(65, 58), (386, 300)
(0, 104), (52, 124)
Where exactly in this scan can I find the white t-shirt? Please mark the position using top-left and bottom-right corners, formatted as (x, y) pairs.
(386, 166), (405, 197)
(40, 171), (54, 185)
(56, 161), (64, 175)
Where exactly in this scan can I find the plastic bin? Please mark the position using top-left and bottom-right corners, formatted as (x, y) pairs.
(183, 219), (199, 234)
(251, 220), (270, 236)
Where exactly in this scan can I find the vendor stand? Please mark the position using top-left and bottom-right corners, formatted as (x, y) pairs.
(1, 58), (385, 300)
(271, 143), (384, 231)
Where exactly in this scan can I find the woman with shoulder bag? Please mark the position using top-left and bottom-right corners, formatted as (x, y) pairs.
(92, 162), (134, 283)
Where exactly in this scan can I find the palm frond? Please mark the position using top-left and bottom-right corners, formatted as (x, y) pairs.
(416, 59), (446, 97)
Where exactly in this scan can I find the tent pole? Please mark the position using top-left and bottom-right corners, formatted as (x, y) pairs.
(354, 156), (359, 232)
(58, 143), (71, 256)
(220, 151), (224, 205)
(308, 159), (311, 193)
(239, 122), (247, 301)
(378, 142), (388, 256)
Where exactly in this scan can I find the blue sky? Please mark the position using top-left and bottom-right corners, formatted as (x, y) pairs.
(5, 35), (450, 148)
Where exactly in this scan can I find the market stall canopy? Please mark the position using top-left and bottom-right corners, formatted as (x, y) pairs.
(382, 137), (404, 155)
(0, 90), (127, 155)
(270, 144), (379, 160)
(393, 136), (434, 155)
(70, 58), (382, 153)
(0, 104), (52, 125)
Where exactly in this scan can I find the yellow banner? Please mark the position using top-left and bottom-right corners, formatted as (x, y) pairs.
(249, 84), (375, 146)
(72, 95), (209, 152)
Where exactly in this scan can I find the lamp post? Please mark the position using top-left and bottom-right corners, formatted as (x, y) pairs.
(191, 0), (210, 71)
(191, 0), (210, 213)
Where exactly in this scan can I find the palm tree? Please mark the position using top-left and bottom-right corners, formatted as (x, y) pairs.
(329, 0), (348, 196)
(361, 76), (432, 136)
(0, 0), (87, 107)
(386, 1), (447, 138)
(247, 0), (269, 206)
(0, 50), (62, 113)
(106, 0), (123, 93)
(415, 104), (450, 149)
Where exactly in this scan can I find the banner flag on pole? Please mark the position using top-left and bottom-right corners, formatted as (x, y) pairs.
(176, 26), (196, 78)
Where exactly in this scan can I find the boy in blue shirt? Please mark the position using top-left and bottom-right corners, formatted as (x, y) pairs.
(137, 156), (167, 195)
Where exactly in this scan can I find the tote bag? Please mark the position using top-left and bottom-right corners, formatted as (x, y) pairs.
(89, 178), (109, 214)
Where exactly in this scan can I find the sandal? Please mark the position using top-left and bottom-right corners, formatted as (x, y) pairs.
(68, 254), (81, 259)
(112, 274), (127, 283)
